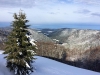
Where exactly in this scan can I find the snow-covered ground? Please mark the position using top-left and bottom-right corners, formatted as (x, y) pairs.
(0, 50), (100, 75)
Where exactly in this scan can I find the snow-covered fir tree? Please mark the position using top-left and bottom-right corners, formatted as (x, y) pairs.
(3, 10), (37, 75)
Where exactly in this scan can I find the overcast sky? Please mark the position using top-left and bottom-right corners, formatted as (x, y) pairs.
(0, 0), (100, 29)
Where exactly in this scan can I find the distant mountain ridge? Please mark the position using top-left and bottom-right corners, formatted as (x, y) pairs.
(36, 28), (57, 36)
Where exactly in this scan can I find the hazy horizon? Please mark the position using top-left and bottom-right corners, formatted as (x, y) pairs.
(0, 22), (100, 30)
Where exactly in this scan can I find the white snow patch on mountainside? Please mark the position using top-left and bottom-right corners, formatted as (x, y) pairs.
(0, 50), (100, 75)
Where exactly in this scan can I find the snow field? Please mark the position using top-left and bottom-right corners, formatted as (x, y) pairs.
(0, 50), (100, 75)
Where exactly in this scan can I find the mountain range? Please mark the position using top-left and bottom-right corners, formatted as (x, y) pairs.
(1, 27), (100, 51)
(47, 28), (100, 51)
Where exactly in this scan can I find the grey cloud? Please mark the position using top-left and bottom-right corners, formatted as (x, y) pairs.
(73, 0), (100, 5)
(0, 0), (35, 8)
(91, 13), (100, 17)
(1, 0), (100, 8)
(75, 9), (91, 14)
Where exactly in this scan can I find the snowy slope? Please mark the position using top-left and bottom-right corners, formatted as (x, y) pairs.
(0, 50), (100, 75)
(0, 51), (14, 75)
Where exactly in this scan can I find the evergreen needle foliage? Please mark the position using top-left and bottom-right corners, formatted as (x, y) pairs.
(3, 10), (36, 75)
